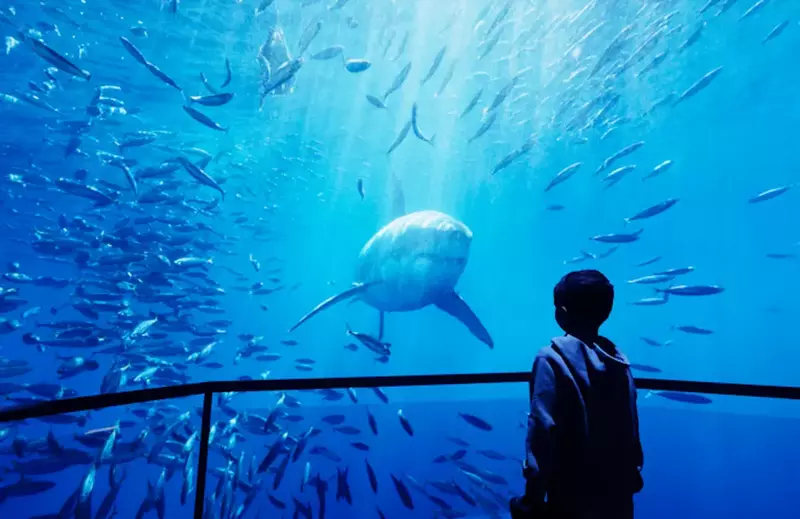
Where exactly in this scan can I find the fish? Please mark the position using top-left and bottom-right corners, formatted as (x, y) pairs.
(175, 157), (225, 199)
(333, 425), (360, 435)
(602, 165), (636, 188)
(630, 363), (662, 373)
(675, 66), (723, 105)
(591, 229), (643, 243)
(421, 46), (447, 85)
(478, 29), (503, 60)
(485, 75), (519, 113)
(477, 449), (508, 460)
(366, 409), (378, 435)
(366, 459), (378, 493)
(458, 412), (492, 431)
(74, 464), (96, 519)
(200, 72), (219, 94)
(625, 199), (679, 222)
(411, 103), (435, 145)
(468, 112), (497, 143)
(357, 179), (365, 200)
(297, 20), (322, 55)
(182, 105), (227, 132)
(641, 337), (672, 347)
(257, 432), (288, 473)
(656, 285), (724, 296)
(273, 453), (290, 490)
(674, 325), (714, 335)
(657, 391), (712, 404)
(595, 142), (645, 175)
(311, 46), (344, 61)
(460, 88), (484, 118)
(188, 93), (234, 106)
(397, 409), (414, 436)
(220, 58), (232, 87)
(392, 31), (410, 61)
(372, 387), (389, 404)
(29, 39), (91, 80)
(346, 326), (390, 356)
(490, 136), (537, 176)
(627, 274), (674, 285)
(636, 50), (668, 78)
(545, 162), (581, 191)
(387, 119), (412, 154)
(435, 60), (457, 97)
(119, 36), (148, 65)
(292, 426), (315, 461)
(642, 160), (673, 181)
(762, 21), (789, 44)
(654, 267), (695, 277)
(321, 414), (346, 425)
(740, 0), (769, 21)
(365, 94), (387, 109)
(678, 21), (706, 53)
(391, 474), (414, 510)
(344, 58), (371, 73)
(290, 212), (493, 348)
(749, 186), (792, 203)
(383, 63), (411, 101)
(335, 467), (352, 505)
(0, 478), (57, 502)
(260, 58), (303, 103)
(145, 62), (181, 90)
(96, 465), (125, 519)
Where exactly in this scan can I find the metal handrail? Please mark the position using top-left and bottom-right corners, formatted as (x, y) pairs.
(2, 372), (800, 423)
(2, 372), (799, 519)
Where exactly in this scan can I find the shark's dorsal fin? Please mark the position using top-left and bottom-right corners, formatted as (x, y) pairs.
(289, 282), (377, 332)
(434, 291), (494, 348)
(390, 173), (406, 219)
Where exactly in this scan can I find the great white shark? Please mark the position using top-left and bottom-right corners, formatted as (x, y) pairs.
(289, 209), (493, 348)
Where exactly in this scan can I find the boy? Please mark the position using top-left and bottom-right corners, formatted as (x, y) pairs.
(510, 270), (644, 519)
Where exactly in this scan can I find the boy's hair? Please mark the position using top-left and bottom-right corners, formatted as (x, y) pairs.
(554, 270), (614, 329)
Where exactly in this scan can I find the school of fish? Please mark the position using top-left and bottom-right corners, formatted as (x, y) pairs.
(0, 0), (788, 517)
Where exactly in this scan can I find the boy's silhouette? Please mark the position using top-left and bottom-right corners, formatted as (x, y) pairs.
(511, 270), (644, 519)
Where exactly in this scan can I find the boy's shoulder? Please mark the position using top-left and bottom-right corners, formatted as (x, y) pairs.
(533, 341), (569, 371)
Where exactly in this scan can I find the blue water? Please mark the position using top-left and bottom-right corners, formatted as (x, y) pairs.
(1, 0), (799, 517)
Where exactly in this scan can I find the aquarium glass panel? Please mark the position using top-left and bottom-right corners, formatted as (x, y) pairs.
(203, 383), (525, 518)
(203, 384), (799, 519)
(0, 0), (796, 389)
(0, 395), (202, 519)
(637, 390), (800, 519)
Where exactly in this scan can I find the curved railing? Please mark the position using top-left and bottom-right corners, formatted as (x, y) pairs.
(2, 373), (799, 519)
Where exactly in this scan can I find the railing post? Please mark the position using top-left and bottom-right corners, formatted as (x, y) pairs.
(194, 391), (213, 519)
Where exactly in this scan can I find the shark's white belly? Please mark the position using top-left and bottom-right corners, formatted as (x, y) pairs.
(355, 211), (472, 312)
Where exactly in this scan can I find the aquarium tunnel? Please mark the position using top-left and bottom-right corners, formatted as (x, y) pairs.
(1, 0), (799, 518)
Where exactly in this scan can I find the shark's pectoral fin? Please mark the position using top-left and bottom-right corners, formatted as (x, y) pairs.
(290, 282), (375, 332)
(434, 291), (494, 348)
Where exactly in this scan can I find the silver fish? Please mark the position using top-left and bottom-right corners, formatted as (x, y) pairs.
(411, 103), (435, 145)
(387, 119), (412, 154)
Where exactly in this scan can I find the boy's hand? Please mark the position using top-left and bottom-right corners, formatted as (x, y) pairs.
(509, 496), (538, 519)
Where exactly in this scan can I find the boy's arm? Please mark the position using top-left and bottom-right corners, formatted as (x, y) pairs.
(515, 354), (559, 512)
(630, 375), (645, 491)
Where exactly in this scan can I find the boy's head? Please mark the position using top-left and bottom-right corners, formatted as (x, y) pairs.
(554, 270), (614, 334)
